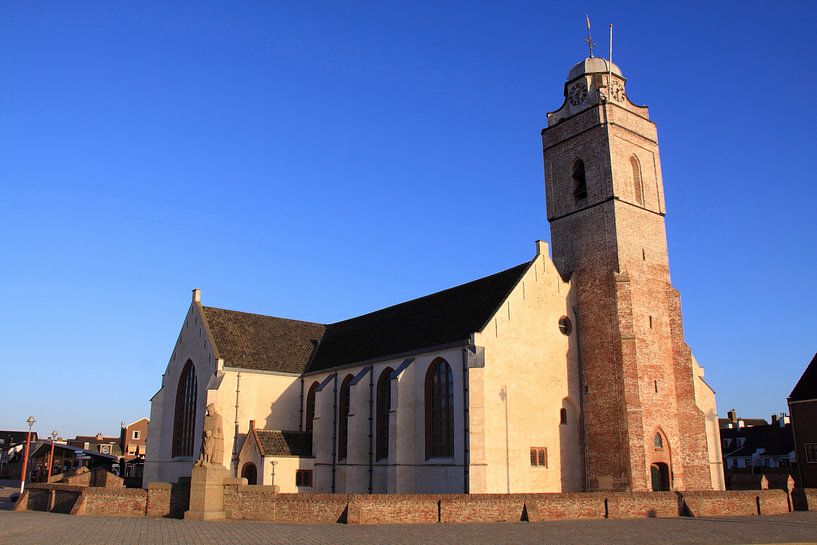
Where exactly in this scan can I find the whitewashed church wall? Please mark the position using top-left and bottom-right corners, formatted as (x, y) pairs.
(143, 303), (217, 486)
(471, 244), (583, 494)
(305, 346), (466, 494)
(215, 369), (301, 475)
(692, 356), (726, 490)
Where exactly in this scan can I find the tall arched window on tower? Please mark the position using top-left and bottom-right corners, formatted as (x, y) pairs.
(172, 360), (198, 458)
(305, 381), (318, 432)
(572, 159), (587, 206)
(425, 358), (454, 459)
(376, 368), (393, 461)
(337, 375), (353, 461)
(630, 155), (644, 206)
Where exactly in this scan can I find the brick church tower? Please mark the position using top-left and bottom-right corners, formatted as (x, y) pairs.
(542, 57), (715, 491)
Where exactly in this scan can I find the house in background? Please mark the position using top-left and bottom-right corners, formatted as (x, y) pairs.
(0, 430), (39, 479)
(719, 409), (768, 430)
(120, 418), (149, 483)
(68, 433), (122, 457)
(788, 352), (817, 488)
(121, 418), (148, 457)
(720, 412), (795, 489)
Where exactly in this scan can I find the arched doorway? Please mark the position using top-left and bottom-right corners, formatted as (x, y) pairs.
(651, 463), (670, 491)
(650, 429), (672, 491)
(241, 462), (257, 485)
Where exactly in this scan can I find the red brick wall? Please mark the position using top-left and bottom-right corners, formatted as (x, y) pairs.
(528, 492), (607, 520)
(224, 486), (349, 523)
(440, 494), (525, 523)
(682, 490), (788, 517)
(606, 491), (680, 519)
(348, 495), (438, 524)
(72, 488), (147, 516)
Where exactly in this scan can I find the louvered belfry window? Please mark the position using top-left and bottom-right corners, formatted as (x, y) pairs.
(172, 360), (198, 458)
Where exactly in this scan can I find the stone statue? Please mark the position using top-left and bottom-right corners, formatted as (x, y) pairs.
(196, 403), (224, 467)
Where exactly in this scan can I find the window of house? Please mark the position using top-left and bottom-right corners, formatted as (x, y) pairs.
(806, 443), (817, 464)
(305, 382), (318, 433)
(132, 430), (141, 440)
(337, 375), (353, 461)
(530, 447), (548, 467)
(425, 358), (454, 459)
(630, 155), (644, 205)
(296, 469), (313, 487)
(560, 408), (568, 425)
(737, 437), (745, 448)
(376, 367), (393, 461)
(172, 360), (198, 458)
(572, 160), (587, 205)
(654, 432), (663, 449)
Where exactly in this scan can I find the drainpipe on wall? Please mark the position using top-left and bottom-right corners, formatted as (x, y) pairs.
(368, 365), (374, 494)
(331, 372), (338, 493)
(462, 344), (470, 494)
(299, 377), (304, 431)
(232, 371), (242, 477)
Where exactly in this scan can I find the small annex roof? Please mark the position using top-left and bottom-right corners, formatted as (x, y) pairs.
(254, 429), (312, 457)
(789, 353), (817, 402)
(201, 307), (326, 374)
(198, 259), (532, 375)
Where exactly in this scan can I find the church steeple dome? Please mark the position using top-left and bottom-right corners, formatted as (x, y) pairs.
(547, 56), (647, 127)
(567, 57), (622, 82)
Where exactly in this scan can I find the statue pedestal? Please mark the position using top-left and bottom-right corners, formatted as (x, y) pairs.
(184, 465), (231, 521)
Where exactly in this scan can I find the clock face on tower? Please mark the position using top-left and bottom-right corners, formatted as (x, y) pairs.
(568, 82), (587, 106)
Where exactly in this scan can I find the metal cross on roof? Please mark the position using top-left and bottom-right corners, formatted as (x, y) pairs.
(584, 15), (596, 58)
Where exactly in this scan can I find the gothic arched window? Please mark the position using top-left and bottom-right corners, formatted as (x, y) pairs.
(172, 360), (198, 458)
(337, 374), (353, 461)
(376, 368), (393, 461)
(572, 159), (587, 205)
(425, 358), (454, 459)
(654, 432), (664, 449)
(631, 155), (644, 205)
(305, 381), (318, 433)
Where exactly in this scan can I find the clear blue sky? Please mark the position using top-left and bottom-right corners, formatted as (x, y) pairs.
(2, 2), (815, 438)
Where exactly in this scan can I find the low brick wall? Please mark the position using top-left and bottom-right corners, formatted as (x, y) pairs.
(681, 490), (788, 517)
(53, 487), (84, 514)
(793, 488), (817, 511)
(146, 483), (171, 517)
(606, 491), (681, 519)
(528, 492), (606, 521)
(72, 487), (147, 516)
(348, 494), (438, 524)
(224, 486), (350, 523)
(440, 494), (526, 523)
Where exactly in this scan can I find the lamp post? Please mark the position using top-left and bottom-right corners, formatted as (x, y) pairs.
(19, 416), (36, 494)
(46, 430), (58, 482)
(270, 460), (277, 492)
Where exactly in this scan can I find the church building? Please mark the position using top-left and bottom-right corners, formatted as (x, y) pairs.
(143, 54), (725, 494)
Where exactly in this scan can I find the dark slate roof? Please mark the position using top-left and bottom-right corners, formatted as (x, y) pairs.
(199, 260), (531, 374)
(201, 306), (326, 374)
(718, 417), (768, 428)
(721, 423), (795, 458)
(789, 353), (817, 402)
(254, 429), (312, 457)
(307, 261), (531, 372)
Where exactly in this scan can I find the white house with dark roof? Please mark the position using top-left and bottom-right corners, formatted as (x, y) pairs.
(144, 54), (725, 493)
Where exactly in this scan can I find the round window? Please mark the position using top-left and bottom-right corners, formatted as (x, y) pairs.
(558, 316), (572, 336)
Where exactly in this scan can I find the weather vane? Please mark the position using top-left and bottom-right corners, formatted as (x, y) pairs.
(584, 15), (596, 58)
